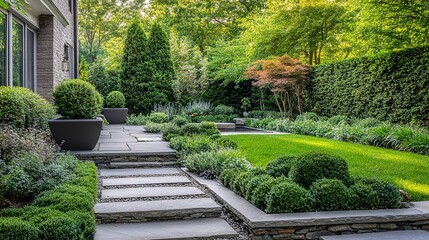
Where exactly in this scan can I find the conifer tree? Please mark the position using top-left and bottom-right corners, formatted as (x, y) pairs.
(121, 21), (154, 114)
(148, 23), (175, 104)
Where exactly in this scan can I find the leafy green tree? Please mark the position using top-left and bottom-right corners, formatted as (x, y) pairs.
(149, 0), (264, 52)
(78, 0), (145, 63)
(79, 59), (90, 82)
(88, 61), (121, 98)
(122, 21), (153, 114)
(170, 31), (208, 103)
(0, 0), (26, 10)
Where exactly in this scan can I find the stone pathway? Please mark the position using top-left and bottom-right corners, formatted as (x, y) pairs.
(90, 125), (239, 240)
(94, 167), (238, 239)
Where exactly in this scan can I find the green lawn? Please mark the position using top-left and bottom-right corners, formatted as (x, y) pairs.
(225, 134), (429, 201)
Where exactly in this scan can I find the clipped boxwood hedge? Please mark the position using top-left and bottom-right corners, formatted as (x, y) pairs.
(289, 152), (350, 188)
(266, 181), (314, 213)
(310, 178), (350, 211)
(310, 46), (429, 125)
(0, 86), (55, 129)
(266, 155), (297, 177)
(0, 161), (97, 240)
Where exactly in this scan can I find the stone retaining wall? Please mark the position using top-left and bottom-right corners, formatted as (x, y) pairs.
(185, 170), (429, 240)
(245, 219), (429, 240)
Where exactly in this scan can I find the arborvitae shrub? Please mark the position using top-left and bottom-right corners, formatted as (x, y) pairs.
(266, 155), (298, 177)
(121, 21), (153, 114)
(310, 178), (350, 211)
(289, 152), (349, 188)
(266, 181), (314, 213)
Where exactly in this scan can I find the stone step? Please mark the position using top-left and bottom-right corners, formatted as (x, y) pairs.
(101, 161), (179, 169)
(102, 176), (191, 187)
(99, 168), (180, 177)
(94, 218), (238, 240)
(75, 151), (177, 163)
(95, 198), (222, 223)
(101, 186), (205, 199)
(321, 230), (429, 240)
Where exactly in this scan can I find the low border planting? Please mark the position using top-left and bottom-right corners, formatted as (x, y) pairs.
(245, 112), (429, 155)
(0, 161), (97, 240)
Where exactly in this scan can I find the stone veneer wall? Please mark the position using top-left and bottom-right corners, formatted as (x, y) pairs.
(36, 0), (75, 101)
(244, 219), (429, 240)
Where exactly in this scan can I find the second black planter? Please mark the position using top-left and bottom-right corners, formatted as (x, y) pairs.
(103, 108), (129, 124)
(49, 118), (102, 150)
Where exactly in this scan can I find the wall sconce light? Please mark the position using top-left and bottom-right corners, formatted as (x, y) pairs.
(62, 44), (69, 72)
(62, 57), (69, 72)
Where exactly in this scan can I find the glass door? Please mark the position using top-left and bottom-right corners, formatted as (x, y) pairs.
(25, 29), (35, 90)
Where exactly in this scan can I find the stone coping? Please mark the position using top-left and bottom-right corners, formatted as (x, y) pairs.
(184, 169), (429, 229)
(72, 150), (177, 157)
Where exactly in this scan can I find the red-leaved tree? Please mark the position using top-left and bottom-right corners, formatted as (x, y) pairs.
(245, 54), (310, 118)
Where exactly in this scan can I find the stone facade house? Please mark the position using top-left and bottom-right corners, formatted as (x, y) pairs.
(0, 0), (78, 101)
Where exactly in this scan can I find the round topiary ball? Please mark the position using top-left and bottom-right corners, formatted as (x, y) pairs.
(289, 152), (350, 188)
(266, 155), (298, 177)
(355, 178), (401, 209)
(310, 178), (350, 211)
(53, 79), (103, 119)
(266, 181), (314, 213)
(0, 86), (55, 129)
(106, 91), (126, 108)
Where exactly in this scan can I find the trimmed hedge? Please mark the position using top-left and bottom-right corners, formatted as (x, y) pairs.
(0, 161), (97, 239)
(265, 155), (297, 177)
(0, 86), (55, 129)
(310, 46), (429, 125)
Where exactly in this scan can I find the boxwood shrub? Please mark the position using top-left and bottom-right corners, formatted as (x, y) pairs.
(244, 174), (272, 201)
(310, 178), (350, 211)
(230, 168), (265, 195)
(106, 91), (126, 108)
(149, 112), (169, 123)
(0, 217), (38, 240)
(348, 183), (379, 210)
(53, 79), (103, 119)
(0, 86), (55, 129)
(251, 177), (290, 210)
(289, 152), (350, 188)
(0, 161), (97, 239)
(265, 155), (297, 177)
(355, 178), (401, 209)
(219, 168), (236, 188)
(266, 181), (314, 213)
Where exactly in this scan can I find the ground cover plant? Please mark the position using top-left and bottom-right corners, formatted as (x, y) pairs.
(245, 113), (429, 155)
(0, 126), (97, 239)
(225, 134), (429, 201)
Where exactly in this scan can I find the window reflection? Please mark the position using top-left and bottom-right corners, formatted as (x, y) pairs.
(0, 13), (6, 86)
(12, 19), (23, 87)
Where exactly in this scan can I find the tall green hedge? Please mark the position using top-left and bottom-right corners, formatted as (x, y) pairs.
(309, 46), (429, 125)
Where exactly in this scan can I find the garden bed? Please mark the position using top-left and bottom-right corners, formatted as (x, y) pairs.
(187, 170), (429, 240)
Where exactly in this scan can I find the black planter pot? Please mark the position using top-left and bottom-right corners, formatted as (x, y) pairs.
(49, 118), (102, 150)
(103, 108), (128, 124)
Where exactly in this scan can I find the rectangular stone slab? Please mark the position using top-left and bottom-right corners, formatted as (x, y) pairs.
(321, 230), (429, 240)
(94, 218), (238, 240)
(99, 168), (180, 177)
(101, 186), (204, 199)
(95, 198), (220, 214)
(102, 176), (190, 187)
